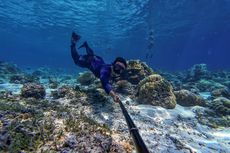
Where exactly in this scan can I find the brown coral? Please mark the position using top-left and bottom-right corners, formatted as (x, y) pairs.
(21, 83), (46, 99)
(137, 74), (176, 109)
(174, 89), (206, 107)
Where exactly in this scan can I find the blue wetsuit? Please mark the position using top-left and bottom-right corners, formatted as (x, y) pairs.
(71, 43), (112, 94)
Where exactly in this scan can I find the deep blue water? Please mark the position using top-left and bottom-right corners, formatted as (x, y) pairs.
(0, 0), (230, 71)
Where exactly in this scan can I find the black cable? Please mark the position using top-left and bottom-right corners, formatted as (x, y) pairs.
(118, 100), (150, 153)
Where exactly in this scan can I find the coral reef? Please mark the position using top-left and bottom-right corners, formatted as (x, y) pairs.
(113, 80), (134, 95)
(21, 83), (46, 99)
(1, 61), (230, 153)
(195, 106), (230, 128)
(121, 60), (154, 84)
(185, 64), (210, 81)
(0, 62), (21, 75)
(162, 64), (229, 94)
(77, 71), (96, 85)
(209, 97), (230, 116)
(51, 85), (86, 99)
(136, 74), (176, 109)
(49, 77), (58, 89)
(10, 74), (39, 84)
(174, 89), (206, 107)
(0, 95), (128, 153)
(195, 79), (226, 92)
(86, 88), (108, 103)
(211, 88), (230, 99)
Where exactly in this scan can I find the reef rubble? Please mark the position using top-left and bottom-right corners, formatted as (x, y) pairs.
(0, 61), (229, 153)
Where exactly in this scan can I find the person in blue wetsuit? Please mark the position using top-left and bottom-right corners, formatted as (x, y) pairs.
(70, 32), (127, 102)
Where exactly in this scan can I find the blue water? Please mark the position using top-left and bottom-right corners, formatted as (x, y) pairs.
(1, 0), (230, 71)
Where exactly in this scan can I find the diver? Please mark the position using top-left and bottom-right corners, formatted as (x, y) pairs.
(70, 32), (127, 102)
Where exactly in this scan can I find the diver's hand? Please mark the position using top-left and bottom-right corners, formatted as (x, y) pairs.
(113, 94), (120, 102)
(109, 90), (120, 103)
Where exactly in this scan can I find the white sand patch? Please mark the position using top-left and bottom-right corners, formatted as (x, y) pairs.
(112, 99), (230, 153)
(131, 104), (195, 122)
(45, 88), (56, 99)
(199, 92), (211, 100)
(210, 128), (230, 144)
(0, 83), (23, 94)
(101, 112), (109, 120)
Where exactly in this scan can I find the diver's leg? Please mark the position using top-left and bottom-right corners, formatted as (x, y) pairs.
(85, 42), (94, 56)
(71, 43), (80, 65)
(71, 44), (90, 68)
(71, 32), (89, 67)
(78, 41), (94, 56)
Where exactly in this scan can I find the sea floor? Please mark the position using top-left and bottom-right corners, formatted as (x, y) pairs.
(0, 61), (229, 153)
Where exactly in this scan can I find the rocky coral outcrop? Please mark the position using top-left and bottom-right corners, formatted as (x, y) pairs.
(0, 62), (21, 82)
(62, 132), (114, 152)
(31, 67), (52, 79)
(21, 83), (46, 99)
(77, 71), (96, 85)
(211, 88), (230, 99)
(51, 85), (85, 99)
(48, 77), (58, 89)
(195, 79), (226, 92)
(185, 64), (210, 81)
(86, 88), (108, 103)
(136, 74), (176, 109)
(209, 97), (230, 116)
(174, 89), (206, 107)
(120, 60), (154, 84)
(114, 80), (134, 95)
(0, 62), (21, 75)
(10, 74), (39, 84)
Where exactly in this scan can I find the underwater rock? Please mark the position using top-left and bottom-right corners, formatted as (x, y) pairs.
(9, 75), (24, 84)
(114, 80), (134, 95)
(64, 134), (77, 148)
(209, 97), (230, 116)
(186, 64), (210, 81)
(51, 85), (86, 99)
(123, 60), (154, 84)
(195, 106), (230, 128)
(160, 72), (184, 91)
(9, 74), (39, 84)
(0, 91), (13, 99)
(0, 130), (11, 151)
(181, 82), (199, 92)
(0, 62), (21, 75)
(137, 74), (176, 109)
(31, 70), (45, 77)
(21, 83), (46, 99)
(211, 88), (230, 99)
(223, 81), (230, 89)
(51, 85), (76, 99)
(77, 71), (96, 85)
(0, 79), (4, 84)
(195, 79), (226, 92)
(48, 77), (58, 89)
(87, 88), (108, 103)
(174, 90), (206, 107)
(93, 79), (103, 89)
(62, 131), (114, 152)
(61, 75), (73, 82)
